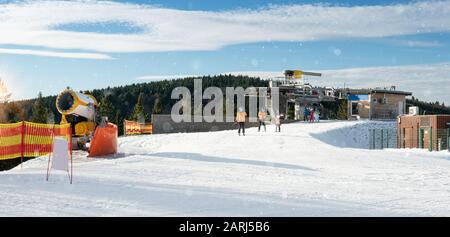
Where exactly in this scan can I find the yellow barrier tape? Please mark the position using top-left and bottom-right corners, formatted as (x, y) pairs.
(24, 134), (54, 145)
(0, 135), (21, 147)
(0, 153), (21, 161)
(24, 151), (50, 157)
(0, 122), (22, 129)
(24, 121), (70, 129)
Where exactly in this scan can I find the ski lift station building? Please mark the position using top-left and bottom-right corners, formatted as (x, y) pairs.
(267, 70), (412, 121)
(267, 70), (336, 120)
(340, 88), (412, 120)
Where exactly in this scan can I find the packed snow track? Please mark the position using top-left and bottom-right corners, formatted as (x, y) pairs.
(1, 121), (449, 216)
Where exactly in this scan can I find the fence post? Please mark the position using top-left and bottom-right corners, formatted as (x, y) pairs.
(447, 128), (450, 152)
(372, 129), (375, 149)
(429, 127), (433, 152)
(415, 127), (418, 148)
(386, 129), (389, 148)
(20, 121), (25, 168)
(419, 128), (423, 149)
(381, 129), (384, 149)
(370, 129), (375, 150)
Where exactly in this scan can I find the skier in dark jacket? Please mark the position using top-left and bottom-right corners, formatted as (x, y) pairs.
(303, 107), (309, 122)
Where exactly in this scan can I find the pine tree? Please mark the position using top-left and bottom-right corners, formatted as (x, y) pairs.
(114, 110), (120, 125)
(287, 104), (295, 120)
(152, 96), (162, 115)
(131, 93), (146, 122)
(6, 102), (23, 123)
(98, 95), (115, 121)
(336, 99), (348, 120)
(31, 92), (48, 123)
(114, 110), (124, 136)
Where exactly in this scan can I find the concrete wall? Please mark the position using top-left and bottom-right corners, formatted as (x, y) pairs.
(152, 114), (260, 134)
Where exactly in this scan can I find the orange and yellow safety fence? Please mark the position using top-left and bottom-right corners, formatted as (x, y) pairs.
(0, 121), (71, 160)
(0, 122), (23, 160)
(124, 120), (152, 135)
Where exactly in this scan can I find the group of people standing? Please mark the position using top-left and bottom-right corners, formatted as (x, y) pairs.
(234, 105), (320, 136)
(235, 108), (281, 136)
(303, 106), (320, 123)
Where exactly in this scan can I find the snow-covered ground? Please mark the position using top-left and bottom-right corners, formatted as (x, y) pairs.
(1, 120), (450, 216)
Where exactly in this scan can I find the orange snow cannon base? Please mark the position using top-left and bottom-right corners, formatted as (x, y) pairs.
(88, 123), (118, 157)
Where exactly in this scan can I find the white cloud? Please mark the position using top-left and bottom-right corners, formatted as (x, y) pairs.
(384, 39), (444, 47)
(0, 0), (449, 53)
(320, 64), (450, 104)
(403, 40), (443, 47)
(0, 48), (114, 60)
(224, 62), (450, 104)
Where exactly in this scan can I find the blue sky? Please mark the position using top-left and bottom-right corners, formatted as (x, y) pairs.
(0, 0), (449, 103)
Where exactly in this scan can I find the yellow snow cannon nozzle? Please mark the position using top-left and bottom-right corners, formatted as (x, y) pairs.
(56, 89), (98, 123)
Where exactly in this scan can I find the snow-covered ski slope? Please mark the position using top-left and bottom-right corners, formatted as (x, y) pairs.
(1, 120), (449, 216)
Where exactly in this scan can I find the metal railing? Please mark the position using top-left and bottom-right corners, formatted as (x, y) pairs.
(369, 128), (397, 149)
(366, 127), (449, 152)
(435, 129), (449, 151)
(398, 127), (449, 151)
(370, 109), (399, 120)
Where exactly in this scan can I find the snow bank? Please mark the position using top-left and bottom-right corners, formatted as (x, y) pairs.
(310, 120), (396, 149)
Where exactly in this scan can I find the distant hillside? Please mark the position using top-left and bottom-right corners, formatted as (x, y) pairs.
(1, 75), (448, 135)
(0, 75), (268, 134)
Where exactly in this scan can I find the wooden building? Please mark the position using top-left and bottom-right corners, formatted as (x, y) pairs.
(341, 88), (412, 120)
(397, 115), (450, 151)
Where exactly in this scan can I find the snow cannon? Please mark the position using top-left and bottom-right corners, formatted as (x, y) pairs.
(56, 88), (118, 157)
(56, 89), (97, 136)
